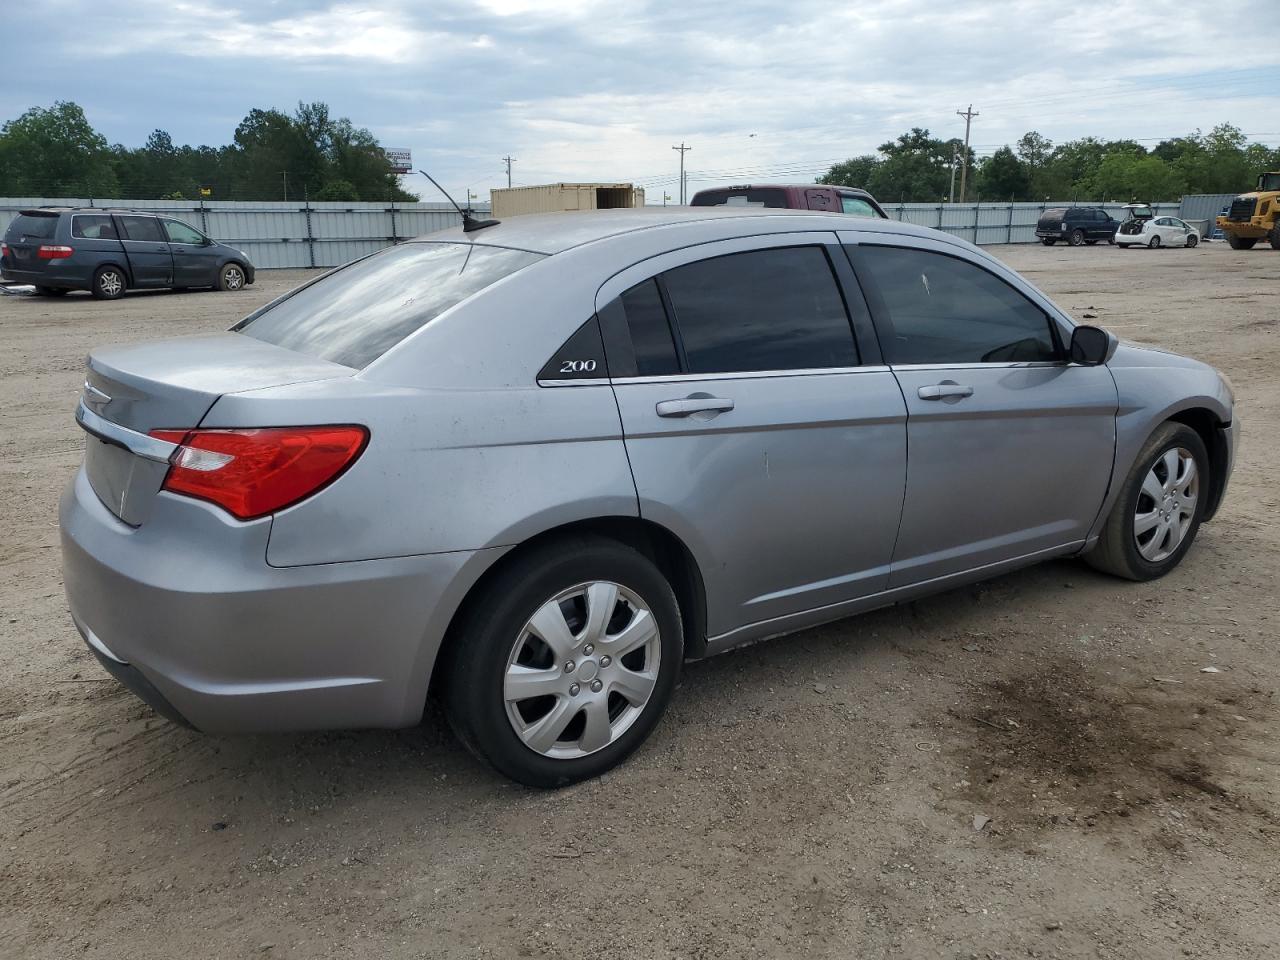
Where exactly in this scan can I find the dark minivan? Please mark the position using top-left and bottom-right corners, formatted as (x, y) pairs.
(1035, 207), (1119, 246)
(690, 184), (887, 218)
(1, 208), (254, 299)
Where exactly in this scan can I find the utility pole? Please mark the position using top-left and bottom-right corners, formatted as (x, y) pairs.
(282, 170), (288, 202)
(948, 147), (959, 203)
(672, 142), (692, 204)
(502, 156), (515, 188)
(956, 104), (978, 203)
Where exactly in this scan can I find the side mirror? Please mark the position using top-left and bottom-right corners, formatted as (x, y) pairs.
(1070, 325), (1117, 365)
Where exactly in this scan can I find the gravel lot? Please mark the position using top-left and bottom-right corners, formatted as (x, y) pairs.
(2, 243), (1277, 960)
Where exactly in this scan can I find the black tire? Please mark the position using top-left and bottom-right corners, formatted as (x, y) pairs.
(1226, 234), (1257, 250)
(35, 286), (68, 296)
(91, 265), (126, 300)
(1084, 422), (1210, 582)
(1269, 227), (1280, 250)
(442, 535), (683, 787)
(217, 262), (247, 291)
(1107, 236), (1116, 245)
(1148, 235), (1162, 249)
(1040, 238), (1056, 246)
(1069, 229), (1085, 246)
(1186, 234), (1199, 248)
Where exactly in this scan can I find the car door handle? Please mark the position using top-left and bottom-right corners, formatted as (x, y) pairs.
(655, 396), (735, 418)
(918, 383), (974, 401)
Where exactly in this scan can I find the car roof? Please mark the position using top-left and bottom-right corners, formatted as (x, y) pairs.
(17, 207), (154, 216)
(416, 206), (943, 256)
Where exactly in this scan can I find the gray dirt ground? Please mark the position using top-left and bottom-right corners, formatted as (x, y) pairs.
(1, 242), (1277, 960)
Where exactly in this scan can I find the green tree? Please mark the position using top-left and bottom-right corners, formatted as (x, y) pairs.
(1016, 131), (1054, 197)
(0, 101), (118, 197)
(975, 146), (1030, 200)
(1089, 153), (1186, 201)
(868, 128), (957, 201)
(817, 155), (880, 189)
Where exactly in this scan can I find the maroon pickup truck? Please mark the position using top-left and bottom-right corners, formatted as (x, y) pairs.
(690, 184), (887, 218)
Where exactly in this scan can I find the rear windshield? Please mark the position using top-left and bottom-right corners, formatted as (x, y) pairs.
(233, 242), (544, 369)
(691, 188), (789, 208)
(1038, 208), (1067, 222)
(5, 213), (59, 241)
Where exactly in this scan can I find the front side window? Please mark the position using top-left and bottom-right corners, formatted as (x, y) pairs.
(234, 242), (543, 369)
(661, 246), (858, 374)
(857, 246), (1059, 365)
(72, 215), (118, 240)
(120, 216), (164, 242)
(840, 196), (878, 217)
(163, 219), (205, 245)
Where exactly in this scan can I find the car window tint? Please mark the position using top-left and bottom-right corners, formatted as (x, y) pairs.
(690, 188), (788, 208)
(72, 215), (118, 240)
(620, 279), (680, 376)
(163, 219), (205, 244)
(234, 242), (543, 369)
(840, 196), (878, 217)
(120, 216), (165, 242)
(661, 246), (857, 374)
(5, 214), (58, 240)
(859, 246), (1058, 365)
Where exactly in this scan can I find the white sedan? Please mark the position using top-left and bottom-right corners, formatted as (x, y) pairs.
(1115, 216), (1201, 249)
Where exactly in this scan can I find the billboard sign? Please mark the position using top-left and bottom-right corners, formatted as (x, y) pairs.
(384, 147), (412, 174)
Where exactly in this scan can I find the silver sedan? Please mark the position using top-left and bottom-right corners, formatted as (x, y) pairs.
(61, 208), (1237, 786)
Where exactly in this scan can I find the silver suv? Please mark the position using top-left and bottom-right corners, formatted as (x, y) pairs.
(61, 208), (1237, 786)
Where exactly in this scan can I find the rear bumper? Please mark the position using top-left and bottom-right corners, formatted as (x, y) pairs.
(60, 467), (499, 733)
(0, 263), (91, 289)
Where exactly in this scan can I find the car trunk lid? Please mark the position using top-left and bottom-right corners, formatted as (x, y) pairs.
(4, 211), (61, 274)
(79, 332), (354, 525)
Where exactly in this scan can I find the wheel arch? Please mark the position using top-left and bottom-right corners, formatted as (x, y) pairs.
(1166, 407), (1230, 521)
(427, 515), (709, 699)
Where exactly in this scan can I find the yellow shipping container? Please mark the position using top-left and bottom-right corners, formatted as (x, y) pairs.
(490, 183), (645, 218)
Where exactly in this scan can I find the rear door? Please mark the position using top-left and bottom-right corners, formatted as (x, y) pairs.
(600, 234), (907, 639)
(844, 234), (1116, 586)
(116, 215), (174, 287)
(2, 211), (61, 277)
(162, 217), (219, 286)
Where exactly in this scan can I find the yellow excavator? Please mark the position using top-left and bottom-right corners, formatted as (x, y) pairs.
(1216, 171), (1280, 249)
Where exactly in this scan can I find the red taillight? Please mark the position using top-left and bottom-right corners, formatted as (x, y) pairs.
(1, 242), (8, 258)
(38, 244), (74, 259)
(148, 425), (369, 520)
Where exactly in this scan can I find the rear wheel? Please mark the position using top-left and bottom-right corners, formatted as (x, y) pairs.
(217, 263), (246, 291)
(442, 536), (683, 787)
(91, 266), (126, 300)
(1085, 422), (1209, 581)
(1069, 228), (1085, 246)
(1226, 234), (1257, 250)
(1148, 235), (1162, 249)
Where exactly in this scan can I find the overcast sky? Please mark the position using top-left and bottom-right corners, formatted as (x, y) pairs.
(4, 0), (1279, 201)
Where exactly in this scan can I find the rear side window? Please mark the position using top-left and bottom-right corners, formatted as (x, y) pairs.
(72, 215), (118, 240)
(840, 196), (878, 217)
(234, 242), (543, 369)
(5, 214), (58, 240)
(662, 246), (858, 374)
(120, 216), (164, 242)
(690, 188), (789, 208)
(857, 246), (1059, 365)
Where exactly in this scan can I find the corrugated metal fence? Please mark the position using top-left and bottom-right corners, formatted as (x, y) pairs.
(0, 198), (488, 269)
(1, 196), (1231, 268)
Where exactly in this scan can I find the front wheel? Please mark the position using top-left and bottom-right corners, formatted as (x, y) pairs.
(1269, 227), (1280, 250)
(1148, 235), (1162, 249)
(217, 263), (246, 291)
(442, 536), (683, 787)
(1085, 422), (1209, 581)
(1226, 234), (1257, 250)
(1186, 234), (1199, 248)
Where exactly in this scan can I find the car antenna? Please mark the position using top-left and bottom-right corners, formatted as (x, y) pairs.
(418, 169), (499, 233)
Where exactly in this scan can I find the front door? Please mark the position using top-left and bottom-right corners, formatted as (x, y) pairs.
(844, 235), (1117, 587)
(116, 215), (174, 287)
(599, 235), (907, 638)
(162, 218), (219, 286)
